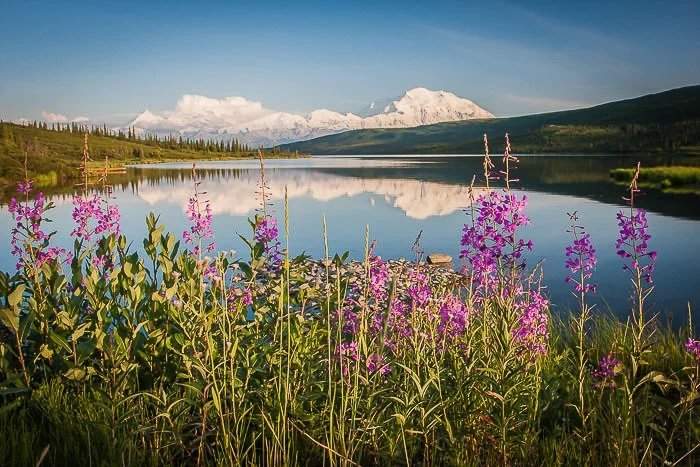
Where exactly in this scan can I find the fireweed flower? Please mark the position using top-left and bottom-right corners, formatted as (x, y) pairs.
(98, 204), (121, 237)
(91, 254), (108, 269)
(183, 192), (216, 256)
(368, 253), (390, 303)
(460, 191), (533, 296)
(354, 246), (390, 306)
(254, 216), (281, 266)
(334, 302), (360, 336)
(241, 288), (253, 306)
(406, 268), (432, 308)
(616, 208), (656, 284)
(71, 194), (121, 241)
(367, 352), (391, 377)
(336, 342), (359, 361)
(36, 247), (70, 268)
(513, 290), (549, 357)
(565, 232), (597, 293)
(591, 352), (621, 388)
(8, 182), (69, 270)
(17, 180), (32, 194)
(437, 293), (470, 341)
(335, 341), (359, 377)
(227, 286), (253, 310)
(685, 338), (700, 361)
(371, 300), (412, 354)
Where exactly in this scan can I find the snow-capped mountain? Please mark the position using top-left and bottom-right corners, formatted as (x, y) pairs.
(355, 95), (397, 118)
(128, 87), (494, 146)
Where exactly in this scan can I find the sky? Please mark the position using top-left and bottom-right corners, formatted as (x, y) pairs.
(1, 0), (699, 123)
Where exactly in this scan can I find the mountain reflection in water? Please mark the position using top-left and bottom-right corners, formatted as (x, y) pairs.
(0, 155), (697, 324)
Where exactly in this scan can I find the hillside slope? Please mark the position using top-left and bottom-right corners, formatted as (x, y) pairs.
(279, 85), (700, 155)
(0, 123), (300, 187)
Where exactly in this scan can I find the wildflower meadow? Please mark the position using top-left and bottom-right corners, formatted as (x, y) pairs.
(0, 136), (698, 466)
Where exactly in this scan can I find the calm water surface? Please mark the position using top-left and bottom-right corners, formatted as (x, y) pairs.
(1, 155), (698, 322)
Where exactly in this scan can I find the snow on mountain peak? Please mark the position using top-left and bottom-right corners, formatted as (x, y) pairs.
(131, 109), (163, 127)
(404, 87), (434, 97)
(388, 88), (494, 122)
(128, 88), (493, 146)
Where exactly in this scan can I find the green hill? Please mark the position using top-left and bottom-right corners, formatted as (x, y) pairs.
(0, 122), (303, 187)
(280, 85), (700, 155)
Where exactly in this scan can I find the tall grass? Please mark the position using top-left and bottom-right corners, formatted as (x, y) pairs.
(0, 138), (699, 466)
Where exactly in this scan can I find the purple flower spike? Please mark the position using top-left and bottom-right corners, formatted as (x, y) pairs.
(71, 194), (121, 241)
(17, 180), (32, 194)
(182, 191), (215, 254)
(407, 269), (431, 308)
(591, 352), (621, 388)
(513, 290), (549, 357)
(564, 230), (597, 294)
(615, 208), (656, 284)
(460, 191), (533, 296)
(9, 183), (69, 270)
(367, 353), (391, 376)
(364, 251), (389, 303)
(685, 338), (700, 361)
(437, 294), (470, 340)
(227, 286), (253, 310)
(254, 216), (282, 266)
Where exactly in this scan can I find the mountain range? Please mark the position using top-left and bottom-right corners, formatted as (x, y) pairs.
(128, 88), (494, 146)
(279, 85), (700, 155)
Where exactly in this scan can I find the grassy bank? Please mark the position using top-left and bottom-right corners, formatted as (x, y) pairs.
(610, 166), (700, 194)
(0, 150), (698, 466)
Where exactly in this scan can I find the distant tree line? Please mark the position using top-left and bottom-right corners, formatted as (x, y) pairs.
(0, 119), (253, 154)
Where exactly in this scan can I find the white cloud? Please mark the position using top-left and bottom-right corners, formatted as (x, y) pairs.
(40, 111), (91, 123)
(41, 111), (69, 123)
(131, 94), (275, 131)
(128, 89), (493, 145)
(35, 89), (493, 146)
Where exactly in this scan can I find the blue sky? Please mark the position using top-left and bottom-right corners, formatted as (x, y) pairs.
(1, 0), (698, 122)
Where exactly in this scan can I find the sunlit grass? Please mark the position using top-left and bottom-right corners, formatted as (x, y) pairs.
(611, 165), (700, 192)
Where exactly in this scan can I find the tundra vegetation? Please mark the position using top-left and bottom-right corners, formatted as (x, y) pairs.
(0, 121), (303, 192)
(0, 135), (698, 466)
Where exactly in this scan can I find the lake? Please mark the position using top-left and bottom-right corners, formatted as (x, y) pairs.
(1, 154), (698, 323)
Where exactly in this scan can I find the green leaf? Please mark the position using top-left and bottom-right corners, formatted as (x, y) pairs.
(164, 284), (177, 300)
(64, 367), (87, 381)
(0, 307), (19, 331)
(39, 344), (54, 359)
(151, 291), (165, 303)
(77, 339), (97, 361)
(0, 387), (30, 397)
(49, 330), (72, 353)
(7, 283), (25, 308)
(72, 322), (91, 341)
(238, 262), (253, 277)
(18, 309), (35, 341)
(132, 321), (149, 339)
